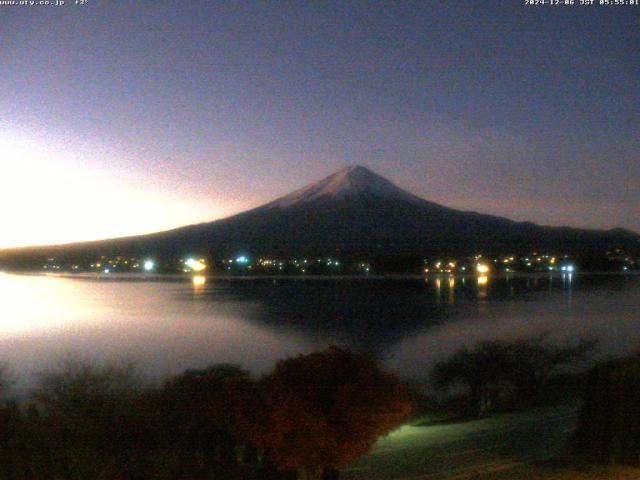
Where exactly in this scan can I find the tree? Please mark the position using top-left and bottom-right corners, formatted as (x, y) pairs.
(0, 363), (9, 402)
(0, 364), (19, 480)
(243, 347), (412, 480)
(155, 364), (256, 478)
(33, 361), (142, 480)
(574, 351), (640, 465)
(507, 334), (595, 405)
(431, 336), (595, 417)
(431, 341), (515, 417)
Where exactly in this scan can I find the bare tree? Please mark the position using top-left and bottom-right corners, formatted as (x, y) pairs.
(432, 336), (596, 417)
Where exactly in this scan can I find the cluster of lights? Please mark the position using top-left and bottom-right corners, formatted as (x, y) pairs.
(476, 263), (490, 274)
(36, 249), (628, 277)
(255, 257), (342, 272)
(424, 252), (576, 276)
(184, 258), (207, 272)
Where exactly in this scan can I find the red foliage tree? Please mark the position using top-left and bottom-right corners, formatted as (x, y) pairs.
(243, 347), (412, 480)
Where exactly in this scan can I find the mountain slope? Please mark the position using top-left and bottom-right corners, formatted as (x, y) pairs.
(1, 166), (639, 265)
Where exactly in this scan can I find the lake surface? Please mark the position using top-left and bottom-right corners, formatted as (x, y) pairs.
(1, 271), (639, 392)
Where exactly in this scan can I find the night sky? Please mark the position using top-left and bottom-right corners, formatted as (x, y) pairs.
(2, 1), (638, 248)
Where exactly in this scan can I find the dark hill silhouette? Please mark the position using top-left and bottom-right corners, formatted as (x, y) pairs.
(1, 165), (639, 267)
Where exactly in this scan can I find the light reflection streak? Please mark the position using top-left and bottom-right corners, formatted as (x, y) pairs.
(0, 273), (323, 389)
(477, 275), (489, 300)
(448, 276), (455, 303)
(0, 272), (100, 336)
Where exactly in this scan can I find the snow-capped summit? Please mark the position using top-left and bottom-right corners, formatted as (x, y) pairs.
(264, 165), (418, 209)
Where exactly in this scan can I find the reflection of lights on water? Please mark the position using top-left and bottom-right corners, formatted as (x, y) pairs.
(477, 275), (489, 300)
(435, 278), (442, 290)
(448, 276), (455, 303)
(192, 275), (206, 287)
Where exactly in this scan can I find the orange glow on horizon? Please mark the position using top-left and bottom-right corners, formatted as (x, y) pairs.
(0, 132), (230, 249)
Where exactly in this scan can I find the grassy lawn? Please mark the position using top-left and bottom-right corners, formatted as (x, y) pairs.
(471, 462), (640, 480)
(343, 403), (580, 479)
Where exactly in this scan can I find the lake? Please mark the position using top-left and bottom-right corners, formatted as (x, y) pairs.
(1, 271), (639, 392)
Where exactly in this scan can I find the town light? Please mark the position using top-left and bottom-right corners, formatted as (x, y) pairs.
(476, 263), (490, 274)
(143, 260), (155, 272)
(185, 258), (207, 272)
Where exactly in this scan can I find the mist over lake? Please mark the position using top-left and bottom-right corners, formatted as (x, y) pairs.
(2, 272), (639, 392)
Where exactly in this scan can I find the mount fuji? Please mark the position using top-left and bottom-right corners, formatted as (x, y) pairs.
(1, 165), (639, 266)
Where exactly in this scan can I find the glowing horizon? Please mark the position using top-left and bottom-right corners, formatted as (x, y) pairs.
(0, 130), (240, 249)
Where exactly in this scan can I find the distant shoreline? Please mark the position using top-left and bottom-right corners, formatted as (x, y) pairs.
(2, 270), (638, 282)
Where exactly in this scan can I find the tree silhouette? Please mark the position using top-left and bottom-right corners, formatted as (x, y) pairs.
(155, 364), (256, 478)
(0, 364), (9, 401)
(574, 351), (640, 465)
(507, 335), (595, 405)
(244, 347), (412, 480)
(33, 361), (142, 480)
(432, 336), (595, 417)
(431, 341), (514, 417)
